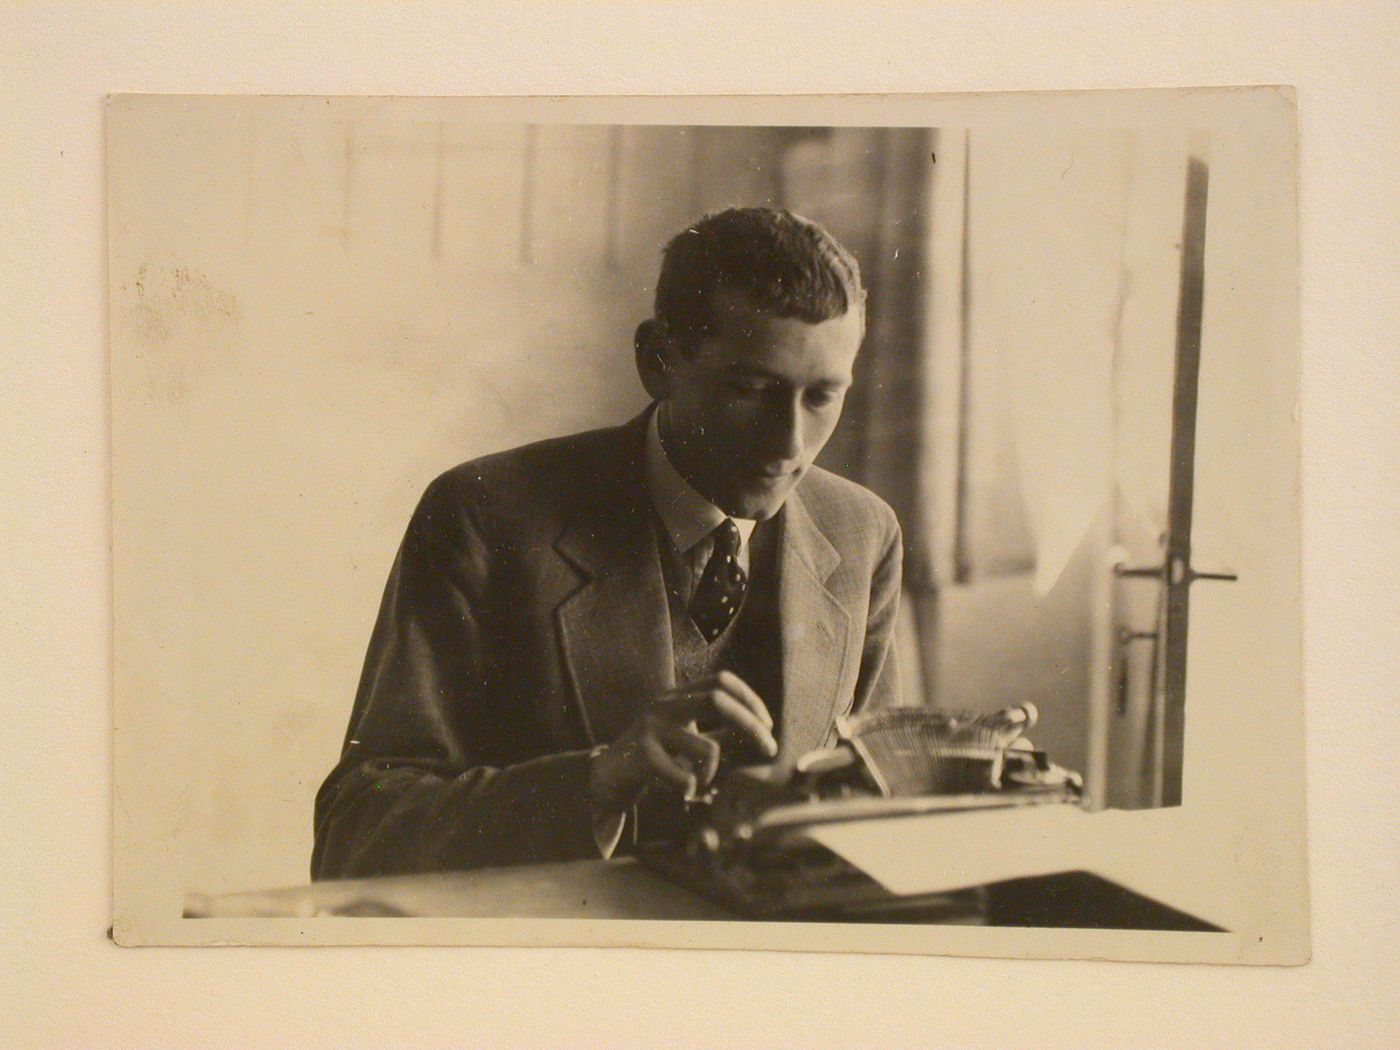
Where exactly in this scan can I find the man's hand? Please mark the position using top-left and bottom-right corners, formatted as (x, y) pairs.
(588, 670), (777, 815)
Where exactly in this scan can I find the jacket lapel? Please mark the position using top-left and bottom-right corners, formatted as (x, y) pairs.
(775, 490), (854, 766)
(552, 413), (675, 747)
(549, 410), (855, 762)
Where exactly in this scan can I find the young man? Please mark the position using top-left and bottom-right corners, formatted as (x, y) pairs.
(312, 208), (903, 878)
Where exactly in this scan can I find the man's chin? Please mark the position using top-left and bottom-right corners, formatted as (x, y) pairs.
(720, 483), (798, 521)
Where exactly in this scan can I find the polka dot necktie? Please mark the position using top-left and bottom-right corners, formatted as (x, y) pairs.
(690, 519), (747, 642)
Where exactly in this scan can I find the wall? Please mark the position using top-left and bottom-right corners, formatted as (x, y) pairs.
(110, 100), (836, 894)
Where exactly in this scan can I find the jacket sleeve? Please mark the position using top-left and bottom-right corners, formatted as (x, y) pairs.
(852, 499), (905, 713)
(311, 472), (600, 879)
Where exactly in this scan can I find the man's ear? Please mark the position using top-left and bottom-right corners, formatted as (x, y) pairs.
(634, 320), (671, 401)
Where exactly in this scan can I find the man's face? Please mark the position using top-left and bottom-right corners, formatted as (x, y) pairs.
(657, 287), (863, 520)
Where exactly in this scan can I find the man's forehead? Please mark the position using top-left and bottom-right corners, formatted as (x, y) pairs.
(705, 321), (861, 391)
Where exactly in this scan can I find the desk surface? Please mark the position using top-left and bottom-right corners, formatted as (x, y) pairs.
(186, 858), (1220, 931)
(188, 859), (733, 921)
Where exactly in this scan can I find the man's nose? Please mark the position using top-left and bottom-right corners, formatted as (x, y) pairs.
(762, 394), (804, 462)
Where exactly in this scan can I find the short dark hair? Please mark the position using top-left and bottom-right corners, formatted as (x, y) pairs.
(653, 207), (865, 351)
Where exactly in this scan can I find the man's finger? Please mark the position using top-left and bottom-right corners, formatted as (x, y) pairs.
(707, 690), (778, 756)
(657, 722), (722, 788)
(714, 670), (773, 729)
(659, 677), (778, 757)
(640, 736), (697, 797)
(662, 673), (772, 728)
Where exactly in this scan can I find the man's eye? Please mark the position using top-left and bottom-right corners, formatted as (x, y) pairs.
(805, 389), (841, 408)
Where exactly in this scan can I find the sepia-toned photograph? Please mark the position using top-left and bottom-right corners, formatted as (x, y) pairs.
(109, 90), (1307, 961)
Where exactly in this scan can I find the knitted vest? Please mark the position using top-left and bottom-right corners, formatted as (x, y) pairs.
(654, 512), (784, 728)
(636, 512), (785, 844)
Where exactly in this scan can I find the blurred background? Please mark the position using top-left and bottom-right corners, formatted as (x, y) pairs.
(110, 100), (1291, 897)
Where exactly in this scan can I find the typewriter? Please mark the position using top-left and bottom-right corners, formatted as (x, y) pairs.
(638, 703), (1083, 919)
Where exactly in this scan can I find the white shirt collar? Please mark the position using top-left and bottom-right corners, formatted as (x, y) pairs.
(644, 404), (757, 556)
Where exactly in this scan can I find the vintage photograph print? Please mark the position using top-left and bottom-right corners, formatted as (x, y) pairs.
(110, 91), (1307, 961)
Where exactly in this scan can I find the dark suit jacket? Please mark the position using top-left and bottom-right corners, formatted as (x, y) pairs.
(312, 407), (903, 879)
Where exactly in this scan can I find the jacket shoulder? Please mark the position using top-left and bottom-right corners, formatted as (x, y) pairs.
(438, 424), (625, 486)
(797, 465), (900, 537)
(418, 421), (637, 528)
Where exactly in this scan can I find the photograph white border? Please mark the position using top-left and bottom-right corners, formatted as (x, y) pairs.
(109, 89), (1306, 964)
